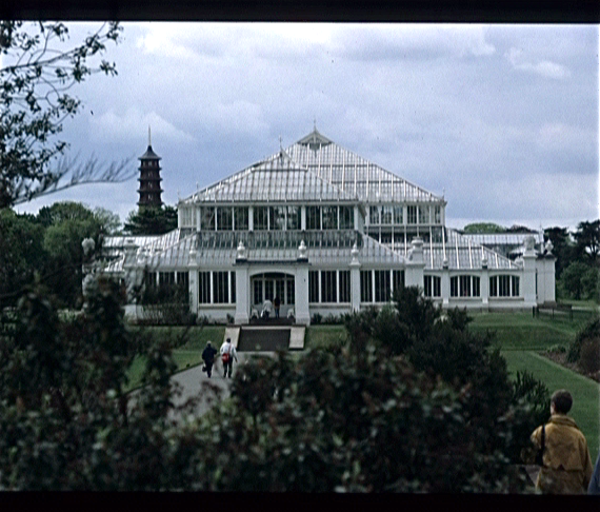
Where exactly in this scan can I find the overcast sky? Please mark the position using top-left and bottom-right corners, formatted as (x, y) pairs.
(12, 22), (599, 231)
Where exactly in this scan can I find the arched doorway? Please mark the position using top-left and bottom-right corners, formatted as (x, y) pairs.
(251, 272), (295, 310)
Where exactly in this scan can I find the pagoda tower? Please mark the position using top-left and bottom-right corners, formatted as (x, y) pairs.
(137, 127), (163, 209)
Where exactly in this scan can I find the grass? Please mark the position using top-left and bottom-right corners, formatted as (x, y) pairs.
(125, 307), (600, 458)
(469, 309), (597, 351)
(125, 325), (225, 391)
(503, 350), (600, 458)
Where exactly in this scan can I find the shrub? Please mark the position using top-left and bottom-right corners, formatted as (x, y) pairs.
(568, 316), (600, 363)
(546, 344), (566, 354)
(311, 313), (322, 325)
(579, 337), (600, 375)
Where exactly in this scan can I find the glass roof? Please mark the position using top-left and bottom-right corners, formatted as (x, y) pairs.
(181, 129), (444, 206)
(182, 150), (358, 204)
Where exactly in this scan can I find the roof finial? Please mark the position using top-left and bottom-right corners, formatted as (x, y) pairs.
(279, 135), (283, 151)
(148, 125), (152, 147)
(313, 117), (317, 131)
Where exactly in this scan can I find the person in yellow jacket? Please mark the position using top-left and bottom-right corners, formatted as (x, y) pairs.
(530, 389), (593, 494)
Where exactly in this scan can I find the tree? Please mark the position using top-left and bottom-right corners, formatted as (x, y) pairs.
(123, 205), (178, 235)
(560, 261), (597, 301)
(573, 220), (600, 264)
(544, 226), (575, 279)
(506, 224), (535, 233)
(41, 203), (108, 307)
(0, 209), (45, 307)
(462, 222), (506, 233)
(0, 21), (133, 208)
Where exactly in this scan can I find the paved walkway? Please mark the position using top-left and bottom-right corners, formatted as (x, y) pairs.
(170, 351), (272, 418)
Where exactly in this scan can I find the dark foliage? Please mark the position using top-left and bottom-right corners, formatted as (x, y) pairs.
(123, 205), (178, 236)
(567, 316), (600, 363)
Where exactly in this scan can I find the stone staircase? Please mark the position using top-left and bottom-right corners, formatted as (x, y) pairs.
(225, 325), (305, 352)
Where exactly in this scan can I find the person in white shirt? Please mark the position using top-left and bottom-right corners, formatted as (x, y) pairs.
(261, 299), (274, 319)
(220, 337), (238, 378)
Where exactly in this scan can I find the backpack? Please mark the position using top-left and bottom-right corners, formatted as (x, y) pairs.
(222, 352), (231, 364)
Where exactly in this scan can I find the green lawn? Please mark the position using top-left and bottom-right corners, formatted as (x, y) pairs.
(503, 350), (600, 458)
(126, 325), (225, 390)
(470, 310), (596, 351)
(125, 310), (600, 459)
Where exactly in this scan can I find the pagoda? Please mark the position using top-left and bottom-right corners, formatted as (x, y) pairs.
(137, 127), (163, 209)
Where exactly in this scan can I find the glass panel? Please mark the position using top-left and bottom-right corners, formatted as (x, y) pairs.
(360, 270), (373, 303)
(459, 275), (471, 297)
(287, 206), (300, 230)
(275, 280), (285, 305)
(272, 206), (286, 231)
(392, 270), (404, 295)
(253, 280), (263, 305)
(489, 276), (497, 297)
(217, 207), (233, 231)
(472, 276), (480, 297)
(286, 278), (295, 305)
(321, 271), (337, 303)
(374, 270), (391, 302)
(231, 272), (236, 303)
(339, 271), (350, 303)
(199, 271), (211, 304)
(309, 271), (319, 303)
(381, 206), (393, 225)
(512, 276), (520, 297)
(213, 271), (229, 304)
(234, 207), (249, 230)
(322, 206), (338, 230)
(450, 276), (458, 297)
(200, 207), (215, 231)
(339, 206), (354, 229)
(307, 206), (321, 230)
(424, 275), (432, 297)
(264, 280), (274, 302)
(407, 205), (417, 225)
(393, 206), (403, 224)
(369, 206), (380, 224)
(419, 205), (429, 225)
(254, 206), (269, 230)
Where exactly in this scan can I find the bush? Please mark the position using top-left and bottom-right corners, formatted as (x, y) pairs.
(546, 344), (566, 354)
(197, 348), (528, 492)
(579, 338), (600, 375)
(311, 313), (322, 325)
(568, 316), (600, 363)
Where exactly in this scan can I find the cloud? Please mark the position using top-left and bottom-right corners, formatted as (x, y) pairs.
(505, 47), (571, 79)
(90, 107), (196, 144)
(337, 24), (495, 61)
(536, 122), (597, 155)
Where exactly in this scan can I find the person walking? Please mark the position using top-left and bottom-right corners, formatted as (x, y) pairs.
(201, 340), (217, 378)
(274, 296), (281, 318)
(529, 389), (593, 494)
(220, 337), (238, 378)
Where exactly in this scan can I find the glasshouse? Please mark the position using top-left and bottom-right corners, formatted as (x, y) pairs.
(99, 127), (556, 325)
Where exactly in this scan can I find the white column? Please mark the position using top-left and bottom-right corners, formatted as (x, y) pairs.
(480, 267), (489, 307)
(543, 254), (557, 304)
(249, 206), (254, 231)
(522, 251), (538, 308)
(301, 206), (306, 231)
(404, 237), (425, 289)
(234, 266), (249, 324)
(188, 247), (198, 316)
(295, 265), (310, 325)
(441, 259), (450, 307)
(349, 243), (361, 311)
